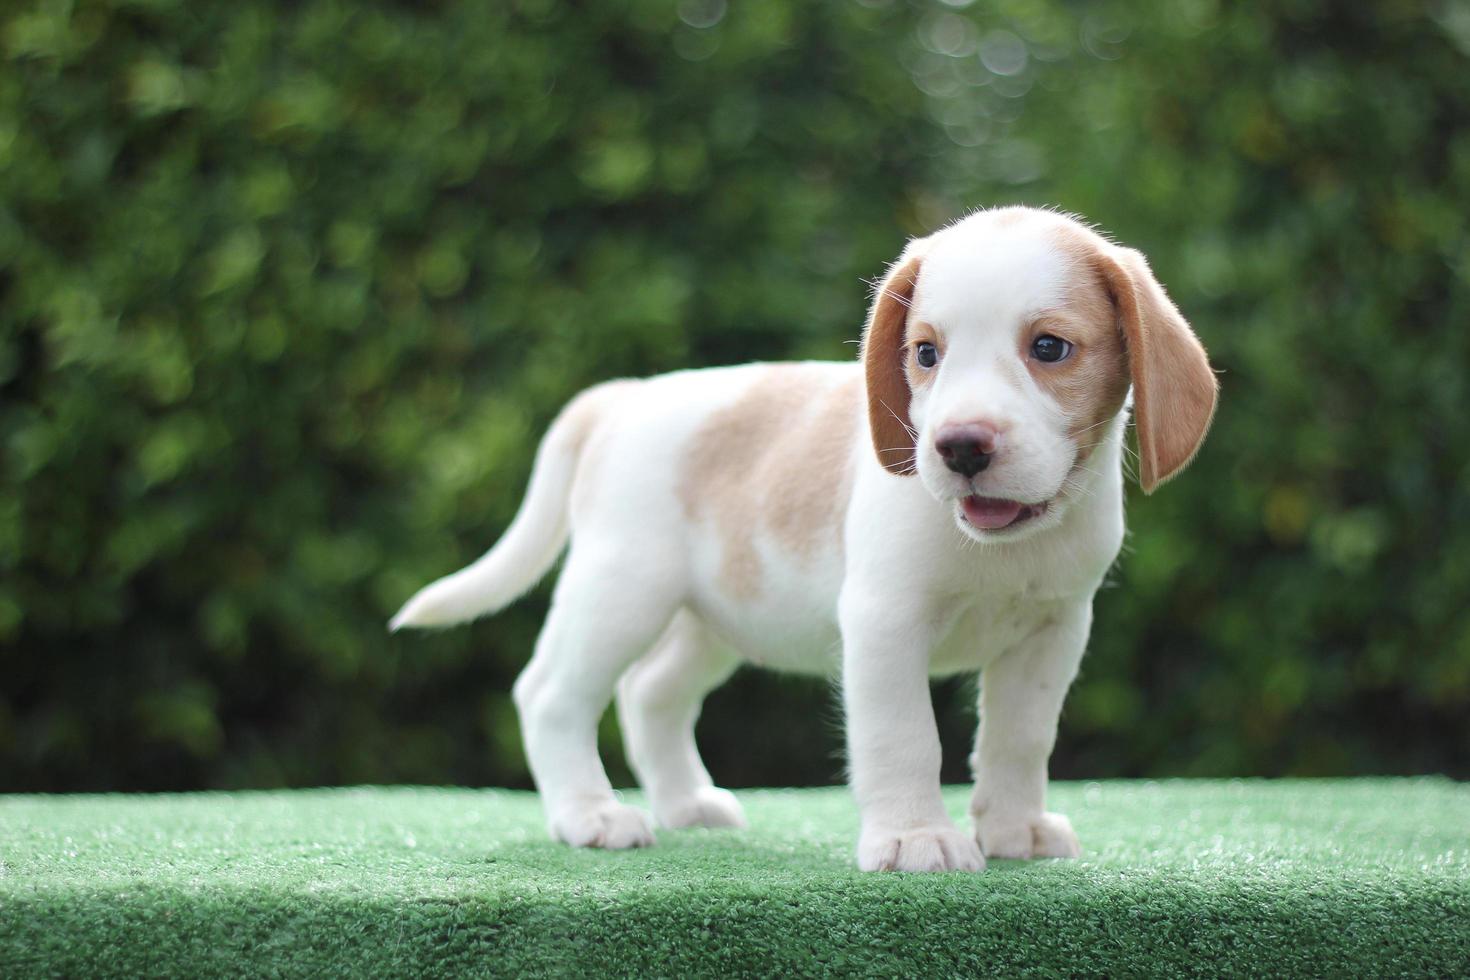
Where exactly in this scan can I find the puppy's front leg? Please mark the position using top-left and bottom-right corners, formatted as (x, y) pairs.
(969, 600), (1090, 859)
(841, 587), (984, 873)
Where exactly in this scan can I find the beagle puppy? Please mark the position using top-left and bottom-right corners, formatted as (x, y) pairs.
(391, 206), (1217, 872)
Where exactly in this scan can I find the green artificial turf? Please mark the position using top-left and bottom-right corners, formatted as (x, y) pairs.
(2, 780), (1467, 977)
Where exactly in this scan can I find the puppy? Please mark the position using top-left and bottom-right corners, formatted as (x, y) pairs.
(391, 206), (1217, 872)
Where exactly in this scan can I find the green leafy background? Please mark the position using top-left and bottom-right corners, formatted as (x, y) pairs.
(3, 0), (1468, 791)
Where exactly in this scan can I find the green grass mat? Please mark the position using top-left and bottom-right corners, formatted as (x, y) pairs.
(3, 780), (1467, 977)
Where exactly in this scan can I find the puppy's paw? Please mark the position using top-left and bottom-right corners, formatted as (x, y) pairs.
(858, 825), (986, 873)
(552, 800), (655, 850)
(975, 810), (1080, 859)
(657, 787), (748, 830)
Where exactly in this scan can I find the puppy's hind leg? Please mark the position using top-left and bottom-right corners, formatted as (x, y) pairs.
(616, 610), (746, 830)
(512, 548), (682, 849)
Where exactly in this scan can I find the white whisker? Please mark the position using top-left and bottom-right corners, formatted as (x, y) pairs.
(879, 400), (919, 441)
(876, 286), (913, 309)
(1070, 416), (1121, 437)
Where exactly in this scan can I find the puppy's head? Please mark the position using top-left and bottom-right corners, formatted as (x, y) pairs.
(862, 207), (1217, 542)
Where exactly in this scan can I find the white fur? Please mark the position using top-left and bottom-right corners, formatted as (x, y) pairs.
(392, 208), (1141, 872)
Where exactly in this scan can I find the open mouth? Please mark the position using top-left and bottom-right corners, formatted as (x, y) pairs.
(959, 495), (1050, 531)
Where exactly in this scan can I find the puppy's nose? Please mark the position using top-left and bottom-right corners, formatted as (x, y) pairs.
(936, 423), (1001, 478)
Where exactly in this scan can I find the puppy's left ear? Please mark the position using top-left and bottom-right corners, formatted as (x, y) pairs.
(1098, 247), (1218, 493)
(861, 248), (925, 475)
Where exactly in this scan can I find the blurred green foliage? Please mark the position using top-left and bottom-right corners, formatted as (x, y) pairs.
(2, 0), (1468, 791)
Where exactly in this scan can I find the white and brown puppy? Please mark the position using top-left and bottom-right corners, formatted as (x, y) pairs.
(391, 206), (1217, 872)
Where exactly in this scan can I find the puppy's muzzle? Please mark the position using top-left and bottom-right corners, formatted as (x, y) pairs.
(936, 422), (1001, 478)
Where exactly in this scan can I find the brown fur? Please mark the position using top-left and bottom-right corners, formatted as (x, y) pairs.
(1029, 227), (1133, 463)
(902, 320), (946, 395)
(858, 217), (1213, 490)
(679, 369), (862, 598)
(1033, 222), (1215, 487)
(1096, 247), (1218, 492)
(862, 255), (923, 475)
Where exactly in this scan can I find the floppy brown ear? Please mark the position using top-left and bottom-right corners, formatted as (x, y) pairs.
(861, 253), (923, 475)
(1098, 247), (1218, 493)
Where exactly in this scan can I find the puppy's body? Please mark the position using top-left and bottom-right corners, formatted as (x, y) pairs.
(393, 207), (1215, 871)
(460, 362), (1119, 676)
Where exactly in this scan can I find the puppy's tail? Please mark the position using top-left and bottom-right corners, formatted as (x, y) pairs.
(388, 382), (628, 632)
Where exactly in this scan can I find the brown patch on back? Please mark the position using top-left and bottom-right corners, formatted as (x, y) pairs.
(679, 368), (862, 600)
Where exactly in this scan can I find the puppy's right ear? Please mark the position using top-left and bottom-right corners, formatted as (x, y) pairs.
(861, 251), (924, 476)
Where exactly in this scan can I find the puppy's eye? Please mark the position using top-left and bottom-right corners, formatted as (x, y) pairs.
(1031, 335), (1073, 363)
(915, 342), (939, 368)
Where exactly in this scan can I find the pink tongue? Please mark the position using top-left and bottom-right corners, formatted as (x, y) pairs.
(962, 496), (1025, 529)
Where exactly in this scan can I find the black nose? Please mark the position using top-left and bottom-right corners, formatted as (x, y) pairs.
(936, 423), (1001, 478)
(938, 438), (991, 477)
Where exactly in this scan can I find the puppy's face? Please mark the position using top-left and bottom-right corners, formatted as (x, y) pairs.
(903, 226), (1129, 539)
(862, 208), (1217, 543)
